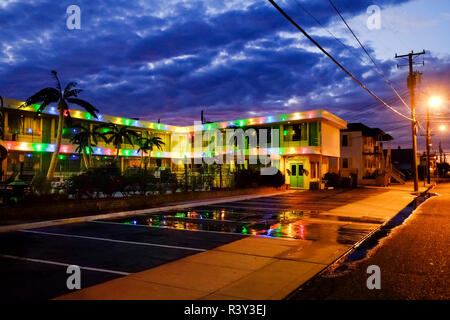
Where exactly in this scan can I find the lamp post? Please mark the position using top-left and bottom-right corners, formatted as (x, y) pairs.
(427, 96), (443, 184)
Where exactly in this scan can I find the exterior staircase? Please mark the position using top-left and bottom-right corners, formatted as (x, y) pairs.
(387, 167), (406, 184)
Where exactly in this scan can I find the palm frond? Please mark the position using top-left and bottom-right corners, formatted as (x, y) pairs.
(68, 124), (88, 131)
(20, 88), (60, 108)
(74, 145), (83, 153)
(64, 82), (77, 93)
(93, 127), (109, 143)
(64, 89), (83, 99)
(124, 135), (134, 146)
(51, 70), (62, 93)
(35, 97), (55, 115)
(66, 98), (99, 118)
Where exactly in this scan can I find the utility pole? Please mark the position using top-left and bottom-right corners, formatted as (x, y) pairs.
(426, 103), (431, 184)
(395, 50), (425, 193)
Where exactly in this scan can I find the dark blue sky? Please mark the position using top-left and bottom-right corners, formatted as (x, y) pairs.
(1, 0), (449, 150)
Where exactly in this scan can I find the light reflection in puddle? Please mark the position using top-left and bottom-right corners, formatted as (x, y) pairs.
(114, 208), (373, 244)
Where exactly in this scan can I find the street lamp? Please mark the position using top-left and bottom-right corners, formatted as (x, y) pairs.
(429, 96), (443, 108)
(439, 124), (446, 132)
(426, 96), (443, 184)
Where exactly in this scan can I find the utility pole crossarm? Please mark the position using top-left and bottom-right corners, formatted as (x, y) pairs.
(395, 50), (426, 58)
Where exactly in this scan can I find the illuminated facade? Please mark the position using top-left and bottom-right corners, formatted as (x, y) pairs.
(340, 123), (393, 184)
(1, 97), (347, 189)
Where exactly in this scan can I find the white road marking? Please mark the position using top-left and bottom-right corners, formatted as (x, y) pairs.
(18, 229), (206, 252)
(90, 220), (250, 236)
(0, 254), (130, 276)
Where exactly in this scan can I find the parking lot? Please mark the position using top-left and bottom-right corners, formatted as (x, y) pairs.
(0, 188), (410, 299)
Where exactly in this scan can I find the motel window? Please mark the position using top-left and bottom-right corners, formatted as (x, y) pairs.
(342, 158), (349, 169)
(292, 123), (307, 141)
(22, 116), (41, 135)
(23, 154), (41, 172)
(284, 125), (292, 142)
(7, 114), (41, 136)
(8, 113), (20, 134)
(308, 122), (320, 146)
(62, 121), (83, 139)
(342, 134), (348, 147)
(58, 157), (81, 172)
(292, 124), (300, 141)
(62, 127), (76, 139)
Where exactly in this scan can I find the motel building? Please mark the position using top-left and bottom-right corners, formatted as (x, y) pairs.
(0, 97), (347, 190)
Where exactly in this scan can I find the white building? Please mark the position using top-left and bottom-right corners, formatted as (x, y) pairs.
(340, 123), (394, 185)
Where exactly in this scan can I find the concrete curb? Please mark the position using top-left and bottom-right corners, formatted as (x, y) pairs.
(0, 190), (294, 233)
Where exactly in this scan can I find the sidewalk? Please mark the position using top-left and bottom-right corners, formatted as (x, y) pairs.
(57, 186), (420, 300)
(291, 182), (450, 300)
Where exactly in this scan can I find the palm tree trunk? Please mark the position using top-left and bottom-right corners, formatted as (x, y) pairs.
(115, 143), (120, 160)
(87, 125), (92, 168)
(46, 107), (64, 180)
(82, 152), (89, 170)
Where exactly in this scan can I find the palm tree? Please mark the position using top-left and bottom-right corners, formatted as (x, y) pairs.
(20, 71), (99, 179)
(0, 95), (4, 140)
(102, 123), (140, 159)
(0, 96), (8, 181)
(69, 124), (108, 169)
(137, 135), (165, 170)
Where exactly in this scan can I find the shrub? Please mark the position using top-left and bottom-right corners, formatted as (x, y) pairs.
(67, 164), (122, 198)
(31, 172), (52, 195)
(234, 168), (257, 188)
(233, 168), (285, 189)
(263, 169), (285, 188)
(323, 172), (339, 188)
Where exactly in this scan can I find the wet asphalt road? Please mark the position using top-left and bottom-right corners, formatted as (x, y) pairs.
(0, 189), (385, 299)
(290, 184), (450, 300)
(0, 223), (245, 299)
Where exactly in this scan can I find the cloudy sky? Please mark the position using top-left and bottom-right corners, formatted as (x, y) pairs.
(1, 0), (449, 150)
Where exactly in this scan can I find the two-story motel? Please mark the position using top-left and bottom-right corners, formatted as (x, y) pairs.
(1, 97), (347, 189)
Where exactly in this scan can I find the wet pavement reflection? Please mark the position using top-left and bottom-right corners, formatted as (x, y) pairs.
(107, 202), (376, 245)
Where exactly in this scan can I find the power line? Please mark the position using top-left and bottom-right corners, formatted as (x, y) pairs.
(327, 0), (411, 116)
(292, 0), (417, 123)
(267, 0), (413, 121)
(339, 90), (411, 122)
(291, 0), (368, 66)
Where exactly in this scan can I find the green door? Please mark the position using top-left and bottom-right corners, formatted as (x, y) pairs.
(290, 163), (304, 188)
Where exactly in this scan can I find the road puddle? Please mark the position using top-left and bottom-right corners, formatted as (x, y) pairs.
(107, 206), (375, 244)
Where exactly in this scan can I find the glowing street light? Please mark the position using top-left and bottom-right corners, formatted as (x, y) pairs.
(429, 96), (443, 108)
(439, 124), (447, 132)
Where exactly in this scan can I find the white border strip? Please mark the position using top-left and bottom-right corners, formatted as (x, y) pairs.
(0, 254), (130, 276)
(19, 230), (206, 252)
